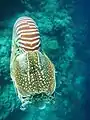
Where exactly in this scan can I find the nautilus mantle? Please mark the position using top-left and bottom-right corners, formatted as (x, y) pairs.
(10, 16), (56, 109)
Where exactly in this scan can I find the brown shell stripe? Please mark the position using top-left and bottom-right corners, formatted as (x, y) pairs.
(14, 17), (40, 51)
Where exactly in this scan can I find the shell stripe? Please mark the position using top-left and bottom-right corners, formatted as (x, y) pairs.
(19, 41), (40, 49)
(17, 29), (38, 34)
(16, 35), (40, 42)
(19, 42), (40, 50)
(14, 17), (35, 27)
(14, 17), (40, 51)
(16, 24), (37, 34)
(18, 39), (39, 44)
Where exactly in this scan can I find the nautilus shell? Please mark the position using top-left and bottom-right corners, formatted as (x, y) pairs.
(10, 16), (56, 110)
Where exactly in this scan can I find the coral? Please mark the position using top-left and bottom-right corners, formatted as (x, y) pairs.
(21, 0), (47, 11)
(0, 0), (85, 119)
(0, 29), (11, 86)
(0, 84), (20, 120)
(0, 28), (21, 120)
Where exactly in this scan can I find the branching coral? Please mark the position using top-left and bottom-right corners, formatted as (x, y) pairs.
(21, 0), (47, 11)
(0, 84), (20, 120)
(0, 29), (11, 87)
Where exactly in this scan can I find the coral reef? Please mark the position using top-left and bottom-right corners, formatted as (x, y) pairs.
(0, 28), (20, 120)
(0, 29), (11, 86)
(0, 0), (86, 120)
(0, 84), (20, 120)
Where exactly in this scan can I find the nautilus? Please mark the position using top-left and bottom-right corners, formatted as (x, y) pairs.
(10, 16), (56, 110)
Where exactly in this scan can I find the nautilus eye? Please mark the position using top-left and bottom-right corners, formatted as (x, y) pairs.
(10, 16), (56, 110)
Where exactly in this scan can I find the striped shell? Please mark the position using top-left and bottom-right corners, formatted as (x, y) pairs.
(12, 16), (40, 52)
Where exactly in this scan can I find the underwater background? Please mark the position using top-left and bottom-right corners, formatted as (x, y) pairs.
(0, 0), (90, 120)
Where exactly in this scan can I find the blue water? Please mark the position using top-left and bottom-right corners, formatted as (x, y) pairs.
(74, 1), (90, 120)
(0, 0), (90, 120)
